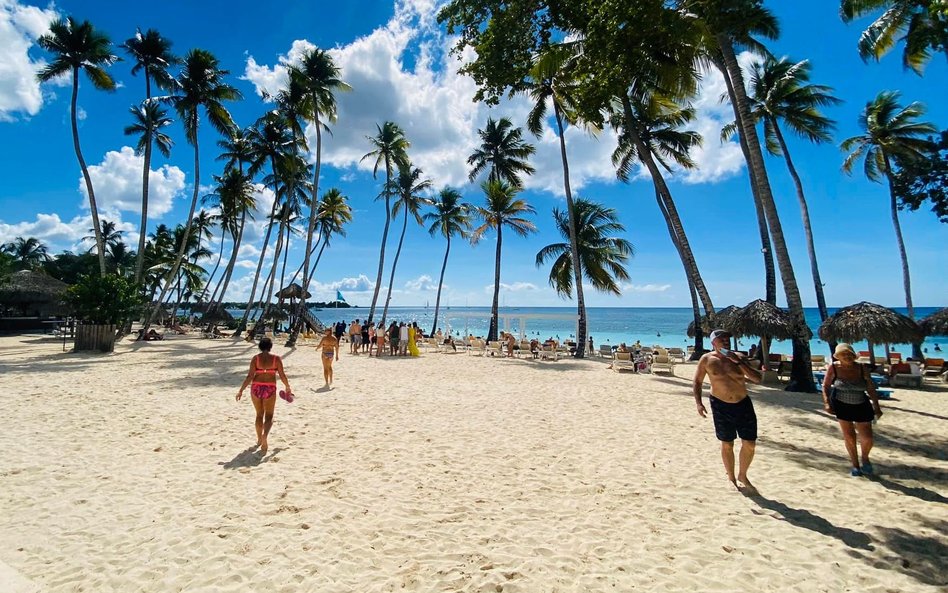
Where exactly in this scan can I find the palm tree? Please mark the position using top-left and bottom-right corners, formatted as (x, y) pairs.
(122, 28), (178, 101)
(203, 168), (256, 311)
(1, 237), (51, 270)
(611, 90), (716, 354)
(124, 101), (174, 285)
(37, 17), (118, 276)
(840, 0), (948, 74)
(467, 116), (536, 188)
(83, 219), (124, 252)
(361, 121), (410, 325)
(536, 198), (633, 297)
(526, 44), (593, 357)
(236, 113), (296, 336)
(307, 188), (354, 279)
(143, 49), (240, 332)
(423, 187), (472, 335)
(841, 91), (935, 340)
(286, 48), (350, 347)
(380, 163), (433, 325)
(471, 180), (537, 342)
(726, 57), (841, 328)
(681, 0), (816, 390)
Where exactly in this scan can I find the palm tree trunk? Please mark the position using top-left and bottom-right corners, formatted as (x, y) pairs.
(772, 120), (834, 353)
(381, 207), (409, 326)
(488, 225), (503, 343)
(255, 212), (288, 336)
(135, 132), (153, 286)
(717, 36), (814, 392)
(70, 66), (107, 276)
(553, 105), (587, 358)
(200, 231), (226, 306)
(883, 153), (921, 358)
(715, 55), (776, 305)
(235, 158), (282, 337)
(367, 162), (393, 326)
(213, 212), (246, 315)
(143, 124), (202, 333)
(620, 96), (715, 316)
(431, 235), (451, 336)
(655, 185), (708, 358)
(289, 111), (324, 347)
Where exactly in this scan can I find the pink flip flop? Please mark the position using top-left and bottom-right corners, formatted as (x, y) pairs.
(279, 390), (295, 403)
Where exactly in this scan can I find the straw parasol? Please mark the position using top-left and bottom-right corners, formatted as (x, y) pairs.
(919, 307), (948, 337)
(686, 305), (740, 338)
(818, 301), (923, 361)
(0, 269), (69, 314)
(730, 299), (810, 368)
(275, 283), (311, 300)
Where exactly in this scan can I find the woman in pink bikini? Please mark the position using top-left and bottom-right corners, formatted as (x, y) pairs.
(237, 338), (291, 454)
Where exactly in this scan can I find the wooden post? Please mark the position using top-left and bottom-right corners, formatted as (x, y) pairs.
(74, 323), (117, 353)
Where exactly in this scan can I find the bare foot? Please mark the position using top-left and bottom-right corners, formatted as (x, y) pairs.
(260, 436), (268, 455)
(737, 475), (758, 495)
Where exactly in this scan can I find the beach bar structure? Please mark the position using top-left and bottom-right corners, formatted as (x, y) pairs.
(0, 270), (69, 333)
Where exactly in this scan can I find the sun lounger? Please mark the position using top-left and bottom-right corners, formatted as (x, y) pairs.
(650, 354), (674, 375)
(486, 341), (504, 357)
(810, 355), (826, 371)
(922, 358), (945, 376)
(667, 347), (686, 364)
(539, 345), (558, 361)
(612, 351), (634, 372)
(598, 345), (613, 358)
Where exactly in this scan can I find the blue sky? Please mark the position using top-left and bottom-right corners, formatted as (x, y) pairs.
(0, 0), (945, 308)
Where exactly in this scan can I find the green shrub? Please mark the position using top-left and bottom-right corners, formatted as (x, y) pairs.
(65, 274), (142, 325)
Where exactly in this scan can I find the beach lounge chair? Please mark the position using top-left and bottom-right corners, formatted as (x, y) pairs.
(612, 351), (634, 372)
(923, 358), (945, 376)
(518, 341), (534, 359)
(889, 363), (922, 388)
(650, 354), (674, 375)
(810, 355), (826, 371)
(888, 352), (903, 365)
(777, 360), (793, 381)
(486, 341), (504, 357)
(469, 339), (486, 356)
(667, 347), (686, 363)
(539, 345), (558, 361)
(598, 345), (614, 358)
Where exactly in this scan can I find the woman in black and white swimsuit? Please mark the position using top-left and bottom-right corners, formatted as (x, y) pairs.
(822, 343), (883, 477)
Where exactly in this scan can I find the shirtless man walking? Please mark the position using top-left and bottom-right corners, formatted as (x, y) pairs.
(693, 329), (762, 492)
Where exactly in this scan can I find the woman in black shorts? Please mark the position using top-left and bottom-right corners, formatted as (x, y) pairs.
(822, 343), (883, 477)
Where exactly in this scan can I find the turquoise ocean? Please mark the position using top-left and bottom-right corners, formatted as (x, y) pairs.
(243, 305), (944, 358)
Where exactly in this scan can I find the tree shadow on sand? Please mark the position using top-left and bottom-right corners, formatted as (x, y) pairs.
(745, 493), (875, 550)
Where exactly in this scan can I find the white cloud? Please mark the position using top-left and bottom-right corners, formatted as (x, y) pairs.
(76, 106), (86, 121)
(242, 1), (751, 201)
(623, 283), (672, 293)
(404, 274), (437, 291)
(0, 212), (89, 248)
(313, 274), (376, 293)
(487, 281), (538, 293)
(0, 0), (59, 121)
(78, 146), (187, 219)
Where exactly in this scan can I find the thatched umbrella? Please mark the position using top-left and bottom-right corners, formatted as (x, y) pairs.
(687, 305), (741, 347)
(730, 299), (810, 368)
(0, 269), (69, 314)
(818, 301), (923, 362)
(919, 307), (948, 337)
(275, 283), (311, 300)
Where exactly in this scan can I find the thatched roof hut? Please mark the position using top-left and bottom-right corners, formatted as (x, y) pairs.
(686, 305), (740, 338)
(818, 301), (923, 345)
(730, 299), (810, 340)
(0, 270), (69, 315)
(275, 283), (311, 300)
(919, 308), (948, 337)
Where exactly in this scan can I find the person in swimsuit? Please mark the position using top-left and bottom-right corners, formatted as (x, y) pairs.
(822, 343), (883, 476)
(693, 329), (762, 492)
(237, 337), (291, 454)
(317, 327), (340, 388)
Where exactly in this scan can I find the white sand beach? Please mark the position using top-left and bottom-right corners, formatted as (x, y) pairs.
(1, 333), (946, 592)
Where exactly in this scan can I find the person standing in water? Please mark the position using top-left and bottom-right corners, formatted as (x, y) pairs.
(317, 327), (340, 388)
(237, 338), (291, 454)
(692, 329), (762, 492)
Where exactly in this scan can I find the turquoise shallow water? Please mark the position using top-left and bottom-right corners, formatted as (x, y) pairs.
(291, 305), (944, 358)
